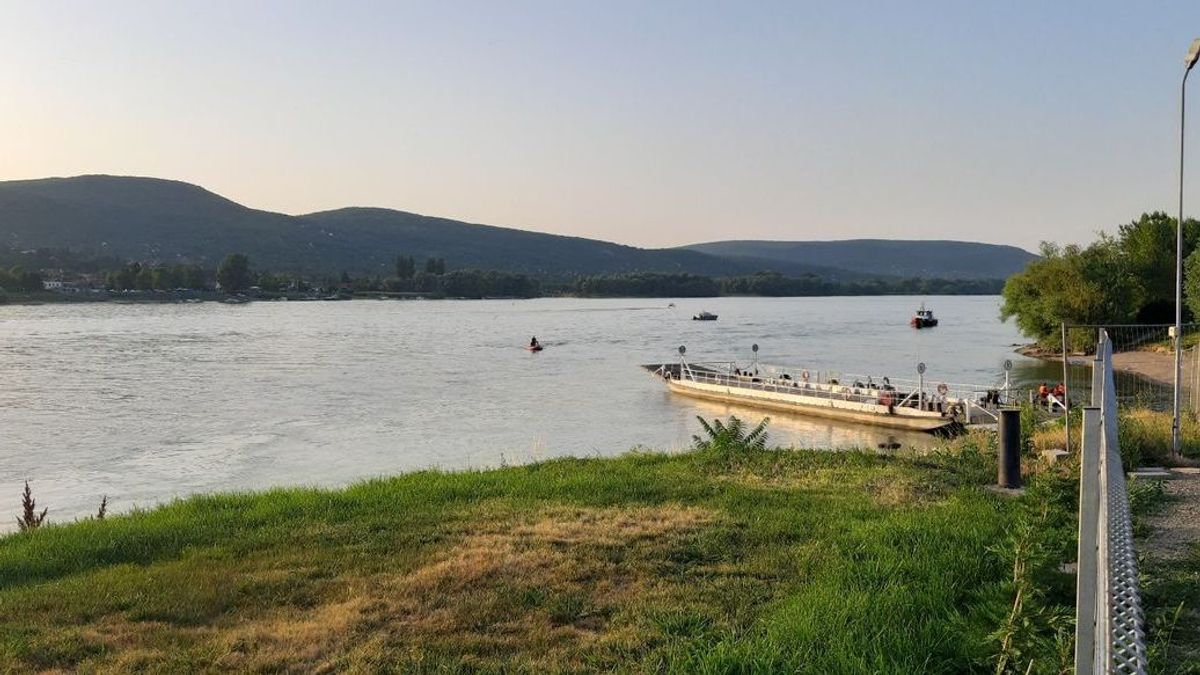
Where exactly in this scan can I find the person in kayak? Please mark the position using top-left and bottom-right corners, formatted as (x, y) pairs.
(530, 336), (540, 349)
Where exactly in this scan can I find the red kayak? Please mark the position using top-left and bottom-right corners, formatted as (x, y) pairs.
(525, 345), (544, 352)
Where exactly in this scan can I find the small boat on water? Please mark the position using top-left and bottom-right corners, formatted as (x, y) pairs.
(910, 304), (938, 328)
(643, 359), (960, 432)
(693, 311), (718, 321)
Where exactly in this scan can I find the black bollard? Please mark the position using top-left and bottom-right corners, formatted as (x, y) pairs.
(998, 408), (1021, 488)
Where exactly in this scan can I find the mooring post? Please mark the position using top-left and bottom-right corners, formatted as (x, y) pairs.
(998, 408), (1021, 488)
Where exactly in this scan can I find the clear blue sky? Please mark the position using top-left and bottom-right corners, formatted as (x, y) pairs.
(1, 1), (1198, 251)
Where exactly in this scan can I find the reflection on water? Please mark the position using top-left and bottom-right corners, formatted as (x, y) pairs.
(1, 295), (1028, 527)
(681, 396), (933, 451)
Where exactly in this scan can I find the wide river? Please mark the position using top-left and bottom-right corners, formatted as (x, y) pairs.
(0, 295), (1052, 529)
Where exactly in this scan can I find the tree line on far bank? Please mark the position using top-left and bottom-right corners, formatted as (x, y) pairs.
(18, 249), (1005, 300)
(1001, 211), (1200, 349)
(567, 272), (1002, 297)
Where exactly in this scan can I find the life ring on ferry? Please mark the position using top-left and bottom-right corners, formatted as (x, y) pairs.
(801, 370), (810, 383)
(936, 383), (949, 396)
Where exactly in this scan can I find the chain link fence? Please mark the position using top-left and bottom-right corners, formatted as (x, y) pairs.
(1059, 324), (1200, 418)
(1074, 330), (1148, 674)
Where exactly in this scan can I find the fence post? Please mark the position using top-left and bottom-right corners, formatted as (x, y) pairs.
(1074, 405), (1103, 672)
(1062, 322), (1072, 454)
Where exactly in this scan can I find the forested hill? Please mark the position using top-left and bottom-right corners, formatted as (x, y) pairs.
(682, 239), (1036, 281)
(0, 175), (1031, 280)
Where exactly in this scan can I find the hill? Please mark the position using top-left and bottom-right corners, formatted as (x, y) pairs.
(0, 176), (857, 279)
(681, 239), (1036, 281)
(0, 175), (1032, 280)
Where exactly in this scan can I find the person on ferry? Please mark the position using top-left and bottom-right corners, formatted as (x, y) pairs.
(1052, 382), (1066, 403)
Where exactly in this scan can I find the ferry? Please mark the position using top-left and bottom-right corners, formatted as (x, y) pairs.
(644, 357), (972, 432)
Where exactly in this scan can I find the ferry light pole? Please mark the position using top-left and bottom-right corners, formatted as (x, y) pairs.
(1175, 38), (1200, 459)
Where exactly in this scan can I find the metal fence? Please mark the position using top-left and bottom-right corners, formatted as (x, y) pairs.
(1074, 330), (1148, 674)
(1062, 323), (1200, 414)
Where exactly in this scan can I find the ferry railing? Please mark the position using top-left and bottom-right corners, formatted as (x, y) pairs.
(1075, 330), (1147, 674)
(670, 360), (1030, 420)
(676, 367), (942, 410)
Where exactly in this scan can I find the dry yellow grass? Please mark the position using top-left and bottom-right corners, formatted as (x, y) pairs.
(48, 505), (720, 674)
(1030, 426), (1066, 455)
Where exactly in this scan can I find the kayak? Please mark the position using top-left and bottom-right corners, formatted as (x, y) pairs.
(526, 345), (544, 352)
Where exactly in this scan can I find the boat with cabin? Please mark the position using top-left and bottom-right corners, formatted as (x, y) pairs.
(910, 304), (938, 328)
(693, 311), (718, 321)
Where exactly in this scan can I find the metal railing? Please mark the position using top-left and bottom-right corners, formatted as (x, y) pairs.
(1075, 330), (1148, 674)
(676, 361), (931, 410)
(673, 360), (1022, 420)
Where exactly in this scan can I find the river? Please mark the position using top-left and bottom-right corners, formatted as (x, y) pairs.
(0, 295), (1048, 528)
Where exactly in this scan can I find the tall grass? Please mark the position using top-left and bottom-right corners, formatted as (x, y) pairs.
(1118, 408), (1200, 467)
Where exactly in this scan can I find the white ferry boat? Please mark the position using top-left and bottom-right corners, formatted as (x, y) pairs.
(644, 358), (971, 432)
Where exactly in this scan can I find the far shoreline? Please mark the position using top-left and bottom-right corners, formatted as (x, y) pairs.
(0, 289), (1005, 306)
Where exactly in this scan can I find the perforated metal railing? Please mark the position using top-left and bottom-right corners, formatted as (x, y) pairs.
(1075, 331), (1148, 674)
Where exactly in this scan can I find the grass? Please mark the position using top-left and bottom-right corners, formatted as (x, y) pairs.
(1131, 479), (1200, 674)
(1118, 409), (1200, 466)
(1023, 407), (1200, 468)
(0, 437), (1077, 673)
(1143, 544), (1200, 674)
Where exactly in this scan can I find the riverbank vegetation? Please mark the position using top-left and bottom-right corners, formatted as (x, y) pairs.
(2, 425), (1079, 673)
(7, 244), (1005, 304)
(1001, 212), (1200, 350)
(568, 271), (1002, 298)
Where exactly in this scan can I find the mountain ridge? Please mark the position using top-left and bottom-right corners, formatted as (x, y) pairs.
(681, 238), (1035, 281)
(0, 175), (1035, 280)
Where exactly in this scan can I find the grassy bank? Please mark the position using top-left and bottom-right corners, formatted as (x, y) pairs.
(0, 435), (1077, 673)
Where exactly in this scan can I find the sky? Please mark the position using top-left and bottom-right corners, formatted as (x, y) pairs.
(1, 1), (1199, 252)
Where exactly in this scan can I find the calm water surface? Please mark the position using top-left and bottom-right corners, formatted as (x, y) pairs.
(0, 296), (1041, 528)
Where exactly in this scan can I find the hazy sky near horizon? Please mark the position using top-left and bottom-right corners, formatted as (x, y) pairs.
(2, 2), (1199, 252)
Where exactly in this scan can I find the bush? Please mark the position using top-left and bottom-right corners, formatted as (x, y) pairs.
(691, 416), (769, 455)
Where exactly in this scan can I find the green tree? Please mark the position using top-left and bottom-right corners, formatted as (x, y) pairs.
(1116, 212), (1200, 321)
(424, 257), (446, 275)
(1184, 248), (1200, 321)
(1000, 240), (1138, 350)
(135, 265), (154, 290)
(216, 254), (252, 292)
(395, 255), (416, 279)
